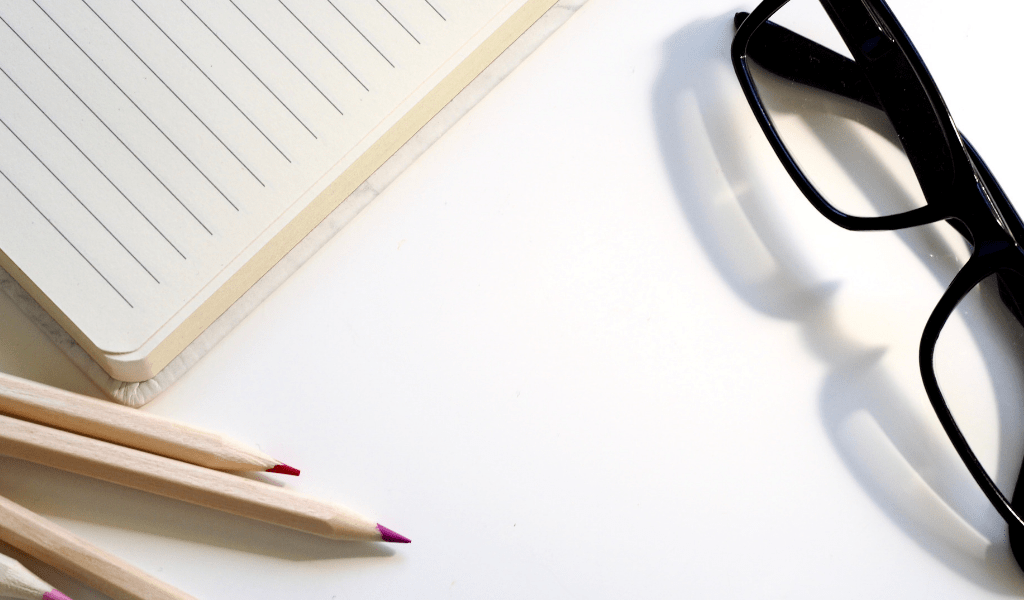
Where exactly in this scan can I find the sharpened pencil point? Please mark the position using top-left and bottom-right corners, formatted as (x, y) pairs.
(43, 590), (74, 600)
(377, 524), (411, 543)
(266, 463), (301, 476)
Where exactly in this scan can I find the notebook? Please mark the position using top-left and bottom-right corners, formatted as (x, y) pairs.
(0, 0), (570, 396)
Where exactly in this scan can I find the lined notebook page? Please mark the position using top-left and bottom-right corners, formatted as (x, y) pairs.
(0, 0), (522, 356)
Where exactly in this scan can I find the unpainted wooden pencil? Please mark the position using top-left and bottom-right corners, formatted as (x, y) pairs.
(0, 414), (410, 543)
(0, 493), (196, 600)
(0, 372), (298, 474)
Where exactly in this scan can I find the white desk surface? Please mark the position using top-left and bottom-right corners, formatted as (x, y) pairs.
(2, 0), (1024, 598)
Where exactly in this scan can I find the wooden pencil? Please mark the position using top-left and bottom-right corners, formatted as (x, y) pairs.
(0, 493), (195, 600)
(0, 372), (299, 474)
(0, 549), (74, 600)
(0, 414), (410, 543)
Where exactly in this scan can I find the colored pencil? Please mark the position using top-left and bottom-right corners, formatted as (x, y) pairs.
(0, 493), (195, 600)
(0, 414), (410, 543)
(0, 550), (74, 600)
(0, 372), (299, 475)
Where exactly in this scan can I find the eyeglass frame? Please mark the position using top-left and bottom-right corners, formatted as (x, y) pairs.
(731, 0), (1024, 565)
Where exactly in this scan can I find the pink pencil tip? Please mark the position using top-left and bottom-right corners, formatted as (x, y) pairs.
(377, 524), (411, 544)
(43, 590), (74, 600)
(266, 463), (301, 476)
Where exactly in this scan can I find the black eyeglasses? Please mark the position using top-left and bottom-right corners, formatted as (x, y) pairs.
(732, 0), (1024, 570)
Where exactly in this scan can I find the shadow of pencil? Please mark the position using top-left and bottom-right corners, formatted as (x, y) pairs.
(0, 457), (395, 563)
(651, 10), (1024, 591)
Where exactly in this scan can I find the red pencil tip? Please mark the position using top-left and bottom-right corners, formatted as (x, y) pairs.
(43, 590), (74, 600)
(377, 524), (411, 543)
(266, 463), (301, 476)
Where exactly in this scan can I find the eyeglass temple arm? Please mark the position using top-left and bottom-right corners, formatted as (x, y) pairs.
(734, 14), (1024, 330)
(733, 12), (883, 110)
(734, 12), (974, 242)
(735, 13), (1024, 246)
(737, 7), (956, 209)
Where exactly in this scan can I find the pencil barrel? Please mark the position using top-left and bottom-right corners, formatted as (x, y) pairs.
(0, 372), (275, 471)
(0, 415), (379, 541)
(0, 494), (197, 600)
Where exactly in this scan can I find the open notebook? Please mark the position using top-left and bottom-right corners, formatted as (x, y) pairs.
(0, 0), (566, 391)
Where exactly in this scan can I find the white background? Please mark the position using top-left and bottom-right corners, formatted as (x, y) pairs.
(3, 0), (1024, 597)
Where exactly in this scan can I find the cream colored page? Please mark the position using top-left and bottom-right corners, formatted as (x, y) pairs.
(0, 0), (517, 354)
